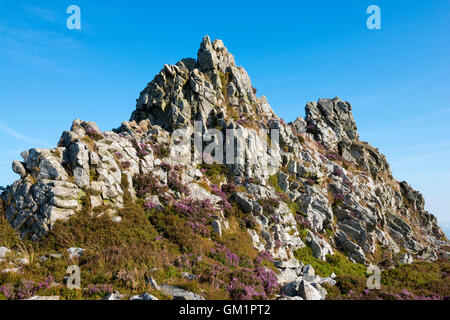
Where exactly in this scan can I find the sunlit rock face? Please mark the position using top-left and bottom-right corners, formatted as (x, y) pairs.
(1, 36), (447, 271)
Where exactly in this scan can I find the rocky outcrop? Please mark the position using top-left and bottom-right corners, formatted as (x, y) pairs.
(160, 285), (205, 300)
(1, 36), (448, 293)
(280, 264), (334, 300)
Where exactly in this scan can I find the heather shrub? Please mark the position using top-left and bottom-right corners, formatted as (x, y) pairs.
(168, 170), (189, 194)
(133, 172), (165, 197)
(85, 128), (103, 141)
(306, 123), (320, 135)
(148, 206), (210, 253)
(152, 144), (169, 158)
(131, 139), (152, 158)
(0, 276), (54, 300)
(332, 192), (344, 208)
(29, 197), (166, 295)
(258, 197), (280, 216)
(333, 166), (343, 177)
(86, 283), (114, 298)
(121, 160), (132, 170)
(227, 266), (279, 300)
(209, 243), (240, 267)
(173, 198), (216, 236)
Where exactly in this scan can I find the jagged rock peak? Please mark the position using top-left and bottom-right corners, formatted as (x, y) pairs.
(305, 97), (358, 152)
(197, 35), (237, 73)
(1, 36), (448, 273)
(130, 36), (275, 132)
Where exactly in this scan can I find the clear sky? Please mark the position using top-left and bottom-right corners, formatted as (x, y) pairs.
(0, 1), (449, 235)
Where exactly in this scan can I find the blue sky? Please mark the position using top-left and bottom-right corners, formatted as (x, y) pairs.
(0, 1), (449, 235)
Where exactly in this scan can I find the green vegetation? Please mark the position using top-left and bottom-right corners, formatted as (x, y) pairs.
(294, 246), (367, 278)
(89, 169), (99, 182)
(218, 70), (231, 98)
(325, 258), (450, 300)
(226, 106), (239, 122)
(198, 163), (229, 184)
(0, 200), (21, 248)
(268, 174), (283, 194)
(0, 171), (280, 301)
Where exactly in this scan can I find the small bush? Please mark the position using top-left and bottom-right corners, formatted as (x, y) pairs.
(85, 129), (103, 141)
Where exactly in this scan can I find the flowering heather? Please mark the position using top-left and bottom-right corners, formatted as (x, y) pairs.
(227, 277), (261, 300)
(121, 160), (132, 170)
(255, 251), (274, 266)
(133, 173), (161, 197)
(1, 276), (54, 300)
(86, 128), (103, 141)
(255, 267), (279, 297)
(333, 192), (345, 207)
(131, 138), (151, 158)
(227, 267), (279, 300)
(270, 214), (279, 224)
(188, 221), (210, 237)
(168, 170), (189, 194)
(306, 123), (319, 135)
(244, 215), (257, 229)
(210, 184), (221, 195)
(221, 183), (236, 194)
(295, 214), (311, 229)
(144, 199), (158, 210)
(326, 153), (338, 161)
(16, 280), (36, 300)
(211, 184), (232, 211)
(333, 166), (343, 177)
(210, 243), (240, 267)
(173, 198), (216, 235)
(159, 192), (173, 204)
(116, 270), (136, 288)
(334, 192), (344, 201)
(87, 284), (114, 296)
(199, 263), (229, 289)
(343, 177), (353, 188)
(274, 239), (282, 248)
(175, 198), (216, 216)
(259, 197), (280, 215)
(152, 144), (169, 158)
(161, 162), (171, 171)
(113, 151), (123, 159)
(135, 149), (147, 158)
(0, 284), (13, 300)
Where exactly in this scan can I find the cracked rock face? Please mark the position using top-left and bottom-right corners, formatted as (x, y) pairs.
(1, 35), (448, 272)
